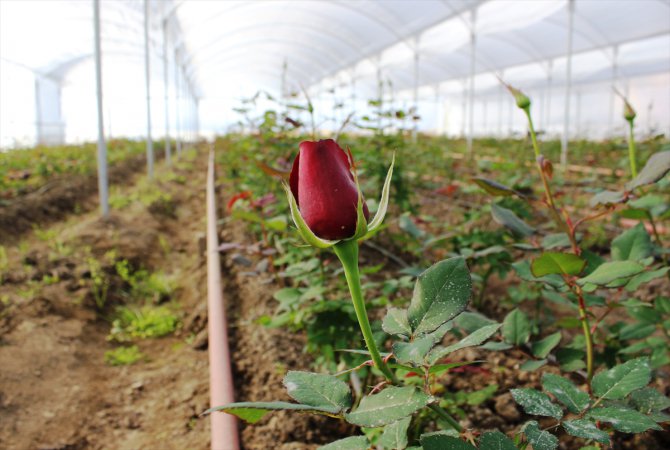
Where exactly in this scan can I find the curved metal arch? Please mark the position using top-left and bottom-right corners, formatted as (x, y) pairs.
(174, 0), (384, 56)
(193, 58), (317, 89)
(195, 65), (314, 93)
(182, 21), (363, 70)
(185, 37), (344, 80)
(192, 62), (324, 96)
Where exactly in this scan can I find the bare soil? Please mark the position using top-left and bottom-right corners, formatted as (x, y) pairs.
(0, 150), (211, 450)
(0, 154), (147, 244)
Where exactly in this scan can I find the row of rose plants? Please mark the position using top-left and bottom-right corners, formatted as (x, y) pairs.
(209, 85), (669, 448)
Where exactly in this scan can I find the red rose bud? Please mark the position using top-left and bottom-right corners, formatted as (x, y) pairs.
(290, 139), (370, 240)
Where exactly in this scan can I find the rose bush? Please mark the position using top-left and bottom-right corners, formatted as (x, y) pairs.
(290, 139), (369, 240)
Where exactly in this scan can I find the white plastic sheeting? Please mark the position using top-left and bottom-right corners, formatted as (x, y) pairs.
(1, 0), (669, 148)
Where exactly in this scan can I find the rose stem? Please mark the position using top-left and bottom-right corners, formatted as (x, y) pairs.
(335, 240), (463, 432)
(334, 239), (395, 382)
(627, 118), (638, 179)
(524, 107), (594, 387)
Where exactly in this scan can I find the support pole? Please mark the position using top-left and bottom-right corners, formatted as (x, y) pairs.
(174, 53), (181, 156)
(206, 149), (240, 450)
(608, 45), (619, 137)
(194, 97), (200, 140)
(412, 38), (420, 142)
(144, 0), (154, 178)
(376, 64), (383, 134)
(467, 9), (477, 157)
(544, 60), (553, 136)
(497, 71), (504, 137)
(561, 0), (575, 168)
(460, 80), (467, 138)
(162, 18), (171, 164)
(575, 90), (582, 139)
(93, 0), (108, 217)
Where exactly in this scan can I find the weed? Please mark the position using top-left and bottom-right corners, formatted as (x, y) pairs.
(104, 345), (144, 366)
(108, 304), (179, 342)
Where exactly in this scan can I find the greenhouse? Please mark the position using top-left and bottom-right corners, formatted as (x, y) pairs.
(0, 0), (669, 449)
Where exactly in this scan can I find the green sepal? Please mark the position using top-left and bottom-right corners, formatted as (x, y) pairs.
(365, 153), (395, 235)
(350, 172), (369, 240)
(283, 183), (339, 249)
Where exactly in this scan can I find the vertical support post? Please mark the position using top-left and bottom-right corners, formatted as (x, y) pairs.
(412, 37), (420, 142)
(93, 0), (108, 217)
(376, 64), (383, 134)
(194, 97), (200, 140)
(162, 18), (171, 164)
(608, 45), (619, 137)
(575, 90), (582, 139)
(281, 59), (288, 119)
(467, 9), (477, 157)
(144, 0), (154, 178)
(561, 0), (575, 168)
(508, 96), (514, 134)
(497, 70), (504, 137)
(544, 60), (553, 136)
(460, 80), (467, 138)
(174, 53), (181, 156)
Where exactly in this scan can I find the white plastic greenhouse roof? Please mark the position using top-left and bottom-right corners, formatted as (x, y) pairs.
(1, 0), (669, 146)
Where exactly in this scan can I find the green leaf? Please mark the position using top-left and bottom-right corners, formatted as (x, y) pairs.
(562, 420), (610, 444)
(626, 151), (670, 190)
(541, 233), (572, 250)
(366, 154), (394, 234)
(428, 361), (484, 376)
(478, 431), (517, 450)
(407, 257), (472, 335)
(618, 322), (656, 340)
(590, 190), (626, 207)
(205, 401), (336, 424)
(420, 432), (476, 450)
(625, 267), (670, 291)
(455, 311), (497, 333)
(502, 308), (530, 346)
(344, 386), (430, 427)
(630, 387), (670, 414)
(379, 417), (410, 450)
(555, 348), (586, 372)
(319, 436), (369, 450)
(382, 307), (411, 337)
(522, 420), (558, 450)
(541, 373), (589, 414)
(472, 177), (520, 197)
(520, 359), (547, 371)
(393, 335), (439, 366)
(283, 371), (351, 413)
(284, 183), (338, 248)
(512, 260), (565, 289)
(511, 388), (563, 420)
(480, 341), (513, 351)
(611, 223), (652, 261)
(577, 261), (645, 287)
(587, 406), (662, 433)
(531, 252), (586, 277)
(426, 323), (501, 364)
(491, 203), (535, 237)
(592, 357), (651, 400)
(531, 332), (562, 358)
